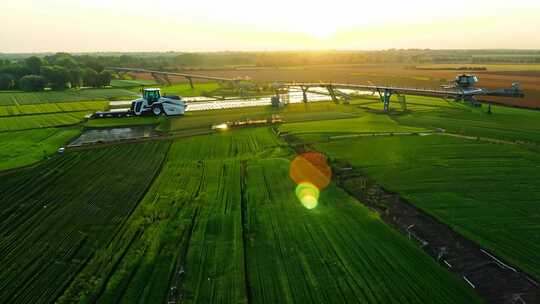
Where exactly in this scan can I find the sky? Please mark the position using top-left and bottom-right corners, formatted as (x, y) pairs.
(1, 0), (540, 52)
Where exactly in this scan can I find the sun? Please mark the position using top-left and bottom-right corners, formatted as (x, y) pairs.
(303, 24), (336, 39)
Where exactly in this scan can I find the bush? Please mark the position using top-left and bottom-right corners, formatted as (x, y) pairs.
(19, 75), (46, 91)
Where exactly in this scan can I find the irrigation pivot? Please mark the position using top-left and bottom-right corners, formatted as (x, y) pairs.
(280, 74), (525, 111)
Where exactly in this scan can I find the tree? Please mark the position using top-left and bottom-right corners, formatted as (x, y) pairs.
(68, 68), (82, 88)
(0, 73), (14, 90)
(24, 56), (44, 75)
(97, 70), (112, 87)
(82, 68), (99, 87)
(40, 65), (70, 90)
(19, 75), (46, 91)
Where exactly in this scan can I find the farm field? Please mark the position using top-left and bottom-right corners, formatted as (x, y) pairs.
(58, 128), (480, 303)
(0, 101), (108, 117)
(110, 79), (158, 87)
(126, 81), (222, 97)
(168, 101), (359, 133)
(0, 128), (80, 171)
(0, 88), (136, 106)
(314, 135), (540, 280)
(0, 141), (170, 304)
(0, 111), (90, 132)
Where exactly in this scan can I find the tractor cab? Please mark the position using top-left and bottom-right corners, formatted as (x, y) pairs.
(143, 88), (161, 104)
(455, 74), (478, 89)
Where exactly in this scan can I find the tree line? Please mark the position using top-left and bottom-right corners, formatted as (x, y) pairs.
(0, 53), (112, 91)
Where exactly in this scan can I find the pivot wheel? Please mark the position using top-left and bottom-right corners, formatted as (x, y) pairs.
(152, 105), (163, 116)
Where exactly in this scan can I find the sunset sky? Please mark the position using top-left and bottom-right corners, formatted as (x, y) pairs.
(2, 0), (539, 52)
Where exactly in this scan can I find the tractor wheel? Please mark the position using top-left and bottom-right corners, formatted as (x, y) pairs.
(152, 105), (163, 116)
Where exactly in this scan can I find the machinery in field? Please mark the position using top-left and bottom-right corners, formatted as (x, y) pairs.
(92, 88), (187, 118)
(279, 74), (524, 112)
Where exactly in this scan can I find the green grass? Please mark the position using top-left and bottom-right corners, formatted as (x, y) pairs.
(280, 112), (427, 142)
(0, 128), (80, 171)
(0, 101), (108, 117)
(394, 102), (540, 143)
(60, 128), (480, 303)
(0, 88), (136, 106)
(0, 111), (90, 132)
(110, 79), (158, 87)
(0, 141), (170, 304)
(244, 158), (480, 303)
(315, 135), (540, 280)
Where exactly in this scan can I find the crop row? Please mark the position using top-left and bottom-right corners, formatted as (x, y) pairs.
(0, 141), (170, 304)
(0, 111), (90, 132)
(0, 127), (80, 171)
(59, 128), (480, 303)
(0, 88), (136, 106)
(315, 134), (540, 280)
(0, 101), (108, 117)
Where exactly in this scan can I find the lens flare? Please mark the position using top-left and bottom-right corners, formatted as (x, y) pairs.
(295, 182), (320, 209)
(289, 152), (331, 191)
(290, 152), (331, 209)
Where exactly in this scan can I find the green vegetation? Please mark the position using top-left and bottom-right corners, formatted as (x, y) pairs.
(59, 128), (480, 303)
(0, 111), (90, 131)
(280, 113), (427, 142)
(0, 88), (136, 106)
(133, 82), (222, 97)
(0, 53), (114, 92)
(316, 135), (540, 280)
(0, 101), (108, 116)
(0, 127), (80, 171)
(110, 79), (157, 87)
(0, 141), (170, 304)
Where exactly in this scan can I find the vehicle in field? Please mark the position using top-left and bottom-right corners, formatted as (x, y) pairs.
(92, 88), (187, 118)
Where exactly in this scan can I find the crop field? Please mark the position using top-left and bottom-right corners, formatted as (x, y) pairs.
(0, 128), (80, 171)
(0, 88), (136, 106)
(315, 135), (540, 280)
(168, 102), (359, 134)
(0, 141), (170, 304)
(110, 79), (158, 87)
(126, 81), (222, 97)
(279, 114), (427, 142)
(0, 111), (90, 132)
(55, 128), (480, 303)
(0, 101), (108, 117)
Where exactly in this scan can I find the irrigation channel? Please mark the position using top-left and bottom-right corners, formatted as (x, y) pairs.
(69, 126), (160, 146)
(280, 132), (539, 304)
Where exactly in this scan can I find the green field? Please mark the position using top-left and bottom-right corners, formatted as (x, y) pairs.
(315, 135), (540, 280)
(0, 128), (80, 171)
(110, 79), (158, 87)
(57, 128), (480, 303)
(0, 142), (170, 304)
(0, 111), (90, 132)
(0, 88), (136, 106)
(127, 82), (222, 97)
(0, 101), (108, 117)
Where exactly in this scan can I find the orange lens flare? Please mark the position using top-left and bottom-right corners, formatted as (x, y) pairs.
(289, 152), (331, 190)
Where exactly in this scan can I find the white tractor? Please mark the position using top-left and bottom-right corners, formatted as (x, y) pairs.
(130, 88), (187, 116)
